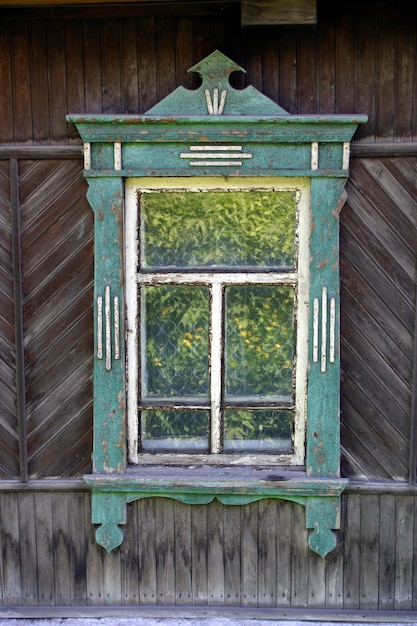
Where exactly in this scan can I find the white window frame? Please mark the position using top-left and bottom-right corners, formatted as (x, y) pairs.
(125, 176), (310, 466)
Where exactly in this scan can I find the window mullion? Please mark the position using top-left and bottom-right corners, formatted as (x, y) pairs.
(210, 282), (223, 453)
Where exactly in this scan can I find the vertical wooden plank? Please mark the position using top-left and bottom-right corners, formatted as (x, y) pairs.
(35, 493), (55, 605)
(394, 1), (415, 140)
(174, 500), (192, 605)
(101, 18), (122, 114)
(241, 503), (258, 607)
(276, 499), (292, 606)
(279, 27), (298, 114)
(223, 505), (241, 606)
(354, 1), (376, 141)
(68, 492), (88, 605)
(325, 529), (344, 608)
(317, 11), (336, 113)
(297, 24), (317, 114)
(103, 542), (122, 605)
(308, 547), (326, 608)
(262, 29), (280, 105)
(245, 28), (264, 94)
(47, 20), (68, 143)
(193, 16), (214, 70)
(155, 17), (177, 102)
(137, 18), (157, 113)
(395, 495), (414, 609)
(206, 500), (224, 605)
(376, 1), (395, 141)
(155, 498), (176, 605)
(0, 22), (14, 142)
(413, 495), (417, 610)
(10, 158), (27, 482)
(138, 498), (157, 604)
(175, 17), (194, 91)
(11, 20), (33, 143)
(30, 20), (50, 143)
(290, 503), (309, 606)
(85, 492), (105, 605)
(121, 18), (139, 114)
(258, 499), (276, 607)
(378, 494), (396, 610)
(0, 493), (21, 605)
(343, 494), (361, 609)
(53, 492), (72, 605)
(65, 20), (86, 143)
(191, 505), (208, 605)
(120, 500), (139, 605)
(83, 19), (103, 113)
(335, 2), (355, 113)
(360, 494), (380, 609)
(18, 493), (38, 605)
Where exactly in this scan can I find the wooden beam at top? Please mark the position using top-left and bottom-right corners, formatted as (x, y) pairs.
(241, 0), (316, 25)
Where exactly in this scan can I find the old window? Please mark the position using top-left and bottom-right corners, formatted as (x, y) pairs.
(69, 50), (366, 557)
(125, 179), (310, 464)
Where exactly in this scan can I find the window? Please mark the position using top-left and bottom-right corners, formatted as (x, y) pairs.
(126, 178), (310, 465)
(69, 50), (366, 556)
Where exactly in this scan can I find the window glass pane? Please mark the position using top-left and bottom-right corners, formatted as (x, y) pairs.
(141, 190), (296, 268)
(224, 409), (293, 452)
(225, 285), (294, 400)
(142, 285), (209, 399)
(141, 410), (209, 452)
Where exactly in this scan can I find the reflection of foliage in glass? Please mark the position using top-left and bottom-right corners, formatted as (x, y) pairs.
(226, 285), (295, 398)
(141, 410), (209, 451)
(141, 190), (296, 268)
(224, 409), (292, 451)
(144, 285), (209, 397)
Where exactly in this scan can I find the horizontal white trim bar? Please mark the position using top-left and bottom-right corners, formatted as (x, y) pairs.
(137, 271), (297, 285)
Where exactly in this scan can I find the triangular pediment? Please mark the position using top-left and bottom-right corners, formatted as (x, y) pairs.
(145, 50), (289, 116)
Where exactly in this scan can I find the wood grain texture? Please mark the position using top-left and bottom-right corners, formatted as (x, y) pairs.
(341, 157), (417, 481)
(18, 159), (93, 478)
(0, 161), (19, 478)
(0, 492), (416, 609)
(0, 2), (417, 142)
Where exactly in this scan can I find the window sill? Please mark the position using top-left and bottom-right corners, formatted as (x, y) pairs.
(84, 465), (347, 500)
(84, 467), (347, 558)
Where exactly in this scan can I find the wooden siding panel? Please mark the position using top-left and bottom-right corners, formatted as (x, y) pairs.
(0, 4), (417, 142)
(18, 159), (93, 478)
(0, 161), (19, 478)
(30, 20), (50, 144)
(0, 23), (14, 143)
(0, 492), (417, 609)
(341, 156), (417, 481)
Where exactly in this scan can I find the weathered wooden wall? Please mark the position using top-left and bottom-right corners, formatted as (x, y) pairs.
(0, 490), (416, 610)
(0, 0), (417, 611)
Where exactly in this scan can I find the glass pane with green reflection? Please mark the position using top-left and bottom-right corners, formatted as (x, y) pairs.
(224, 409), (293, 452)
(141, 190), (296, 268)
(225, 285), (295, 399)
(142, 285), (209, 399)
(141, 410), (209, 452)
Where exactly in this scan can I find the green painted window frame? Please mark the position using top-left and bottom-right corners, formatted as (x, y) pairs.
(68, 50), (366, 557)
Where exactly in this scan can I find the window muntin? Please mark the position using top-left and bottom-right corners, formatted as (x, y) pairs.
(126, 177), (310, 465)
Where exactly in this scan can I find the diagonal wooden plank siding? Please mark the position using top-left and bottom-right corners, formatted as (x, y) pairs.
(341, 157), (417, 480)
(18, 159), (93, 478)
(0, 491), (416, 609)
(0, 161), (19, 478)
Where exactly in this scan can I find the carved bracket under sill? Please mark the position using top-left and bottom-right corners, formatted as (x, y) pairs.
(85, 471), (348, 558)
